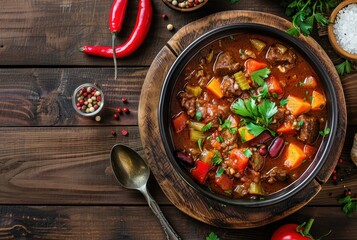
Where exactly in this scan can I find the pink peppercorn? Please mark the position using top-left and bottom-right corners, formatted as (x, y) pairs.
(122, 97), (128, 103)
(94, 104), (99, 110)
(121, 129), (128, 136)
(117, 108), (122, 113)
(83, 92), (88, 97)
(123, 107), (130, 113)
(97, 96), (102, 102)
(114, 114), (119, 119)
(162, 13), (168, 19)
(111, 131), (117, 136)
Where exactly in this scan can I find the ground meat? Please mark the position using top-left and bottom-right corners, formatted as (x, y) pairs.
(220, 75), (242, 97)
(179, 92), (196, 117)
(213, 52), (241, 76)
(263, 167), (288, 184)
(297, 114), (319, 144)
(249, 152), (265, 171)
(266, 44), (297, 72)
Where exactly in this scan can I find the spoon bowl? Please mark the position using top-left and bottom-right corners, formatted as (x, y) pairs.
(110, 144), (181, 240)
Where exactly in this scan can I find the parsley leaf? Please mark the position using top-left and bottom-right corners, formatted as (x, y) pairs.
(216, 168), (225, 177)
(298, 120), (304, 127)
(216, 136), (224, 143)
(280, 98), (288, 106)
(258, 99), (278, 126)
(319, 127), (330, 137)
(196, 110), (202, 121)
(197, 138), (203, 152)
(243, 148), (253, 158)
(201, 122), (212, 133)
(229, 127), (238, 134)
(339, 195), (357, 217)
(231, 99), (255, 119)
(206, 232), (220, 240)
(211, 151), (222, 165)
(246, 122), (266, 137)
(250, 68), (271, 86)
(258, 83), (270, 99)
(220, 119), (231, 129)
(335, 60), (351, 76)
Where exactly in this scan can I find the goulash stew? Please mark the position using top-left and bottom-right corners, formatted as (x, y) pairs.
(170, 33), (329, 199)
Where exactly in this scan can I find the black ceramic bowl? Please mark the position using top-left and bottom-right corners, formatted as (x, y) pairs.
(158, 24), (337, 207)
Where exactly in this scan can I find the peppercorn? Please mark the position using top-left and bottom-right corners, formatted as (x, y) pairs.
(111, 131), (117, 136)
(122, 97), (128, 103)
(161, 13), (168, 19)
(121, 129), (128, 136)
(117, 108), (122, 113)
(114, 113), (119, 119)
(123, 107), (130, 113)
(95, 115), (101, 122)
(167, 24), (174, 31)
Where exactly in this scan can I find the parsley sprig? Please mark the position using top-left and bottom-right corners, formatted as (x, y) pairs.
(251, 68), (271, 86)
(339, 195), (357, 217)
(206, 232), (220, 240)
(281, 0), (337, 36)
(335, 60), (351, 76)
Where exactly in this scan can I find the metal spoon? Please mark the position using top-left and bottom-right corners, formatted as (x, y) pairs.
(110, 144), (181, 240)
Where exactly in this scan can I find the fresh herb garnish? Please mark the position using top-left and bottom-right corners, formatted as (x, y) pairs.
(216, 136), (224, 143)
(216, 167), (225, 177)
(231, 98), (277, 136)
(319, 127), (330, 137)
(228, 0), (239, 3)
(243, 148), (253, 158)
(335, 60), (351, 76)
(229, 127), (238, 134)
(211, 150), (222, 165)
(310, 96), (314, 103)
(206, 232), (220, 240)
(250, 68), (271, 86)
(224, 190), (233, 194)
(299, 81), (304, 86)
(197, 138), (203, 152)
(201, 122), (212, 133)
(281, 0), (337, 36)
(298, 120), (304, 127)
(280, 98), (288, 106)
(339, 195), (357, 217)
(196, 110), (202, 121)
(229, 35), (235, 40)
(305, 90), (309, 95)
(220, 119), (238, 134)
(258, 82), (270, 99)
(241, 127), (246, 142)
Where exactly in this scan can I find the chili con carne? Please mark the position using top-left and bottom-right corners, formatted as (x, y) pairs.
(80, 0), (153, 58)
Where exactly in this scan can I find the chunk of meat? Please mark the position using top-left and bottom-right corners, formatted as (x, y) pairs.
(297, 114), (319, 144)
(213, 52), (241, 76)
(266, 44), (297, 72)
(220, 75), (242, 97)
(249, 152), (265, 171)
(239, 49), (256, 60)
(179, 92), (196, 117)
(264, 167), (288, 184)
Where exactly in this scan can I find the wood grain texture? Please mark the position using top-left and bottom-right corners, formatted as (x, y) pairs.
(0, 0), (284, 67)
(0, 68), (144, 126)
(342, 73), (357, 125)
(139, 11), (348, 228)
(0, 205), (354, 240)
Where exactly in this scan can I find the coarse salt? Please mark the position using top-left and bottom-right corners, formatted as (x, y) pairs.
(333, 3), (357, 54)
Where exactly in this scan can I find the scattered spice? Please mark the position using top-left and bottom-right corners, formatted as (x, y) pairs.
(73, 83), (104, 117)
(114, 113), (119, 119)
(166, 0), (205, 9)
(123, 107), (130, 113)
(161, 13), (168, 19)
(121, 129), (128, 136)
(95, 115), (101, 122)
(333, 3), (357, 54)
(117, 107), (122, 113)
(111, 131), (117, 136)
(122, 97), (128, 103)
(167, 24), (174, 31)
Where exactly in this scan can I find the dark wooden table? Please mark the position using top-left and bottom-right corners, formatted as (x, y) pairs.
(0, 0), (356, 239)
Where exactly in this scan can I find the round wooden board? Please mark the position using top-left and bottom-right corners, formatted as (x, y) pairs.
(138, 11), (347, 228)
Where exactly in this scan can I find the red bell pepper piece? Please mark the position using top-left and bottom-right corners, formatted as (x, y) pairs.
(172, 112), (189, 133)
(191, 161), (211, 184)
(215, 173), (233, 191)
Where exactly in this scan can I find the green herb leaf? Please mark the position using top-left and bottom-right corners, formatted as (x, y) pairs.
(338, 195), (357, 217)
(229, 127), (238, 134)
(280, 98), (288, 106)
(206, 232), (220, 240)
(243, 148), (253, 158)
(298, 120), (304, 127)
(216, 167), (225, 177)
(229, 35), (235, 40)
(201, 122), (212, 133)
(196, 111), (202, 121)
(246, 122), (266, 137)
(258, 83), (270, 99)
(335, 60), (351, 76)
(211, 150), (222, 165)
(197, 138), (203, 152)
(319, 127), (330, 137)
(221, 119), (231, 129)
(258, 99), (278, 126)
(250, 68), (271, 86)
(231, 99), (255, 119)
(216, 136), (224, 143)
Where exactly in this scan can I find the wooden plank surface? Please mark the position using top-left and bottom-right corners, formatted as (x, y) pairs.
(0, 206), (354, 240)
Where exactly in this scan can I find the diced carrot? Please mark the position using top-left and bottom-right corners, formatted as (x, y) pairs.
(172, 112), (189, 133)
(276, 122), (297, 135)
(303, 76), (317, 88)
(211, 140), (221, 150)
(228, 148), (249, 174)
(304, 144), (317, 157)
(215, 173), (233, 191)
(238, 126), (256, 142)
(245, 59), (267, 74)
(311, 90), (326, 110)
(283, 143), (307, 169)
(286, 95), (311, 116)
(206, 77), (223, 98)
(266, 75), (284, 95)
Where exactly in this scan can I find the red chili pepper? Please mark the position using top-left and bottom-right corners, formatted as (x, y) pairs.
(191, 161), (211, 184)
(109, 0), (128, 79)
(80, 0), (153, 58)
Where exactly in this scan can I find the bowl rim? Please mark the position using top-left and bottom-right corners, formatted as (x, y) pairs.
(328, 0), (357, 61)
(72, 83), (104, 117)
(158, 23), (338, 207)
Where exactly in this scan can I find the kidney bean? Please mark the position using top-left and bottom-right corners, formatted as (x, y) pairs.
(258, 145), (267, 156)
(249, 131), (272, 146)
(268, 136), (285, 158)
(176, 152), (194, 166)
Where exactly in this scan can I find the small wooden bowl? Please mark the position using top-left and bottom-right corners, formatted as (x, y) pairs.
(328, 0), (357, 61)
(162, 0), (208, 12)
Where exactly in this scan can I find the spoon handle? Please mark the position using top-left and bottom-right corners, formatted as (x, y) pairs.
(140, 185), (182, 240)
